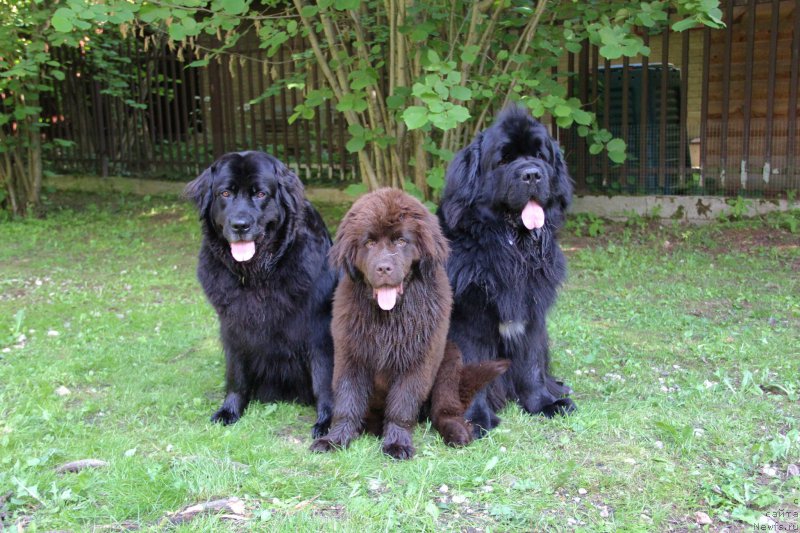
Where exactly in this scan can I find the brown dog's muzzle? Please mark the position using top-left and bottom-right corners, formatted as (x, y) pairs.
(365, 246), (409, 311)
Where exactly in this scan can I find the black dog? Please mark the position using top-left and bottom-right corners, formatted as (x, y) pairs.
(184, 151), (336, 437)
(438, 105), (575, 436)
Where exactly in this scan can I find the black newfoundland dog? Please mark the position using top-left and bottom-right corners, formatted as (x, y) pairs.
(438, 105), (575, 436)
(184, 151), (336, 437)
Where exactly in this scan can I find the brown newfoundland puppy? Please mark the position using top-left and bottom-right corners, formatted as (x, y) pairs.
(310, 188), (508, 459)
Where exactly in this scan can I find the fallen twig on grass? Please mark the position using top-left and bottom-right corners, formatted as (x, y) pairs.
(55, 459), (109, 474)
(162, 497), (248, 525)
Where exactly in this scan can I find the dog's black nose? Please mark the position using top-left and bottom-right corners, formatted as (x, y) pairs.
(522, 170), (542, 183)
(375, 262), (393, 276)
(230, 218), (252, 233)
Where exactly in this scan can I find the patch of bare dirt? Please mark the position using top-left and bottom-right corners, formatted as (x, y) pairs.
(706, 227), (799, 258)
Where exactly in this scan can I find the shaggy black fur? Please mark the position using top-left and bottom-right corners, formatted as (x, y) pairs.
(438, 105), (576, 437)
(184, 151), (336, 437)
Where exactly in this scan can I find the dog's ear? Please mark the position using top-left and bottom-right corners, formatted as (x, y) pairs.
(440, 133), (483, 229)
(183, 164), (215, 216)
(414, 209), (450, 278)
(549, 137), (574, 216)
(329, 211), (359, 280)
(269, 155), (305, 217)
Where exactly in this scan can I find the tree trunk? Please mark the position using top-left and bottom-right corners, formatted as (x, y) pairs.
(0, 94), (43, 217)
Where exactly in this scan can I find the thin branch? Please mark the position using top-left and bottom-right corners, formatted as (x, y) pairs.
(473, 0), (548, 135)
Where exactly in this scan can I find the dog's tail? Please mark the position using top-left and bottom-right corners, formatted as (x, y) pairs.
(458, 359), (511, 410)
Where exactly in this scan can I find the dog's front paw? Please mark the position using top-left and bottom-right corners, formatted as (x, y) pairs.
(382, 441), (415, 460)
(309, 436), (340, 453)
(382, 423), (415, 459)
(210, 406), (241, 425)
(312, 407), (332, 438)
(540, 397), (576, 418)
(310, 426), (355, 453)
(466, 407), (499, 439)
(438, 418), (473, 447)
(311, 420), (330, 439)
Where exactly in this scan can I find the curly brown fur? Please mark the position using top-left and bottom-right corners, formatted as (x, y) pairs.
(309, 188), (507, 459)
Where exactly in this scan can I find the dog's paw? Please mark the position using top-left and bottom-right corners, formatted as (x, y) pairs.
(382, 441), (415, 460)
(309, 436), (340, 453)
(467, 409), (499, 439)
(210, 407), (240, 425)
(311, 421), (330, 439)
(438, 419), (473, 447)
(311, 410), (332, 438)
(310, 426), (356, 453)
(540, 397), (576, 418)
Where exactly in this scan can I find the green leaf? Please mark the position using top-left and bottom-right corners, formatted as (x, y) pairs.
(449, 85), (472, 101)
(334, 0), (360, 10)
(50, 70), (65, 81)
(526, 98), (545, 117)
(448, 105), (470, 123)
(51, 8), (75, 33)
(336, 93), (368, 113)
(409, 22), (434, 42)
(350, 68), (378, 90)
(386, 93), (405, 110)
(607, 138), (627, 163)
(348, 123), (365, 136)
(139, 5), (172, 23)
(460, 45), (480, 65)
(168, 22), (188, 41)
(426, 169), (444, 191)
(300, 5), (319, 17)
(556, 115), (574, 128)
(573, 109), (593, 126)
(553, 104), (572, 118)
(346, 136), (366, 153)
(220, 0), (248, 15)
(402, 106), (429, 130)
(672, 18), (698, 32)
(429, 105), (470, 131)
(599, 43), (623, 60)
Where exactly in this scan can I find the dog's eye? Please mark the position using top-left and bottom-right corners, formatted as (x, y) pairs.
(498, 156), (511, 166)
(394, 238), (407, 247)
(365, 239), (376, 248)
(220, 190), (231, 198)
(255, 191), (267, 200)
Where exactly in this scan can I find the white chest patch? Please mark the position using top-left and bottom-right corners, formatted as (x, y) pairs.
(499, 320), (527, 339)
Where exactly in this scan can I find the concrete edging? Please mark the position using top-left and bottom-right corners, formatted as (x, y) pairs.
(570, 195), (793, 223)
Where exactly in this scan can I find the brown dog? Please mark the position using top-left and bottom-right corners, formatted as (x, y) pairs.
(310, 188), (508, 459)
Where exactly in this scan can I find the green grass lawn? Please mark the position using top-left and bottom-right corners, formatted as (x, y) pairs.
(1, 192), (798, 531)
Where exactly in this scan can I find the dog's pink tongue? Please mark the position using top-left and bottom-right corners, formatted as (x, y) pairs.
(230, 241), (256, 262)
(375, 287), (399, 311)
(521, 200), (545, 230)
